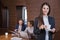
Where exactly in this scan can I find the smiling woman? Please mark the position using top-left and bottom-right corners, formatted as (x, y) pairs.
(34, 2), (56, 40)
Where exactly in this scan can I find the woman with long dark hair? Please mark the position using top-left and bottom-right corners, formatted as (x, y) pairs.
(12, 19), (26, 37)
(34, 2), (56, 40)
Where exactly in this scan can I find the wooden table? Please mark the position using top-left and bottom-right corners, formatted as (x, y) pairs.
(0, 34), (11, 40)
(0, 34), (29, 40)
(0, 33), (35, 40)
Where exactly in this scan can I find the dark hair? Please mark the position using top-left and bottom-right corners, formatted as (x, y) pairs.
(18, 18), (24, 25)
(40, 2), (51, 16)
(38, 2), (51, 27)
(28, 20), (34, 26)
(19, 19), (24, 22)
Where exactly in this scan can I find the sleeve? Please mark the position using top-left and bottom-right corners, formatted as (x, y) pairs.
(15, 24), (18, 29)
(14, 24), (18, 31)
(22, 24), (27, 31)
(33, 18), (42, 35)
(24, 27), (28, 32)
(49, 17), (56, 33)
(51, 17), (55, 29)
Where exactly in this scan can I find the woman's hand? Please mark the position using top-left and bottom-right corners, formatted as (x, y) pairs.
(39, 24), (45, 29)
(50, 28), (56, 33)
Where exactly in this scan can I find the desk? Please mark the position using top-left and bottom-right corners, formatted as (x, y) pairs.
(0, 33), (35, 40)
(0, 34), (30, 40)
(0, 34), (11, 40)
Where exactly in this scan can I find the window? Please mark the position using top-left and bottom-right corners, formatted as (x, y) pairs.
(22, 7), (27, 24)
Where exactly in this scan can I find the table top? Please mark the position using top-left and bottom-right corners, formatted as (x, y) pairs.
(0, 34), (12, 40)
(0, 34), (29, 40)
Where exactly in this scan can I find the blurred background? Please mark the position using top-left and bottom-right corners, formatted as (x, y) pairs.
(0, 0), (60, 40)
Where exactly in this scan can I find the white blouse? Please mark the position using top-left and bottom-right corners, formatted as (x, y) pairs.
(18, 25), (22, 33)
(25, 27), (34, 34)
(43, 15), (51, 40)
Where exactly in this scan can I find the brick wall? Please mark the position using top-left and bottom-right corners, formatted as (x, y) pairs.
(1, 0), (60, 40)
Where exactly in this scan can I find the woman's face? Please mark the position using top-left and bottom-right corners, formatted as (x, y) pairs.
(27, 22), (32, 27)
(19, 20), (23, 25)
(42, 5), (49, 15)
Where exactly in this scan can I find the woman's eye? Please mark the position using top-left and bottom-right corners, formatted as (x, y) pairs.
(47, 8), (49, 9)
(43, 8), (45, 9)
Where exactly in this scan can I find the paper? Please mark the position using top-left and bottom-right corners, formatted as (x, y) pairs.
(11, 37), (22, 40)
(20, 31), (29, 38)
(45, 24), (51, 31)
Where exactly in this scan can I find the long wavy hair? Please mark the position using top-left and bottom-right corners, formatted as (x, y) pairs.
(38, 2), (51, 27)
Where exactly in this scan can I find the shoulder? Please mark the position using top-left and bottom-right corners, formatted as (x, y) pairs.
(25, 27), (29, 30)
(16, 24), (19, 27)
(15, 24), (19, 29)
(48, 16), (55, 19)
(22, 24), (27, 28)
(34, 17), (39, 21)
(35, 17), (38, 20)
(48, 16), (55, 22)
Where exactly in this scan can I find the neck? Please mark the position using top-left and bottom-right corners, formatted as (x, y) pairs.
(43, 15), (47, 16)
(19, 24), (22, 26)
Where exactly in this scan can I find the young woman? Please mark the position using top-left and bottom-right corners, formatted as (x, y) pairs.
(15, 19), (26, 32)
(34, 2), (56, 40)
(12, 19), (26, 37)
(25, 20), (34, 38)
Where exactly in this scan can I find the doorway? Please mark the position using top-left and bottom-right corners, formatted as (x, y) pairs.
(16, 6), (27, 24)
